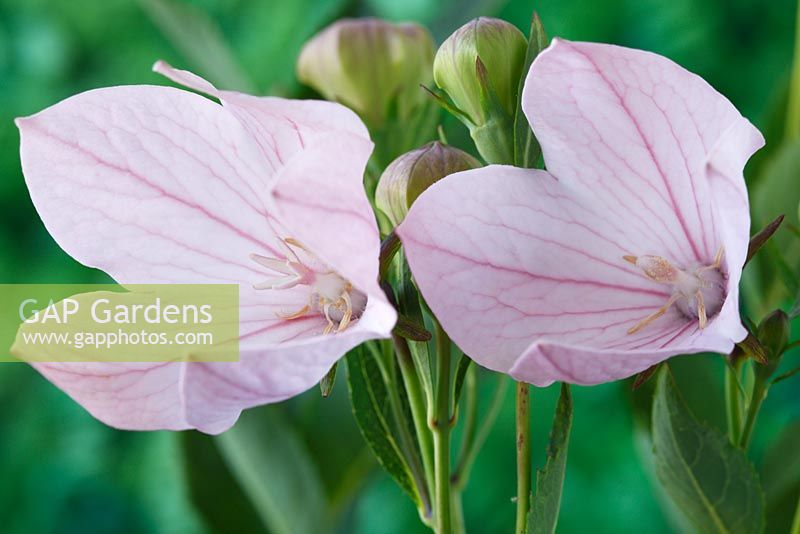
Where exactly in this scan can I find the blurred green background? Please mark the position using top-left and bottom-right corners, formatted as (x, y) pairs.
(0, 0), (798, 532)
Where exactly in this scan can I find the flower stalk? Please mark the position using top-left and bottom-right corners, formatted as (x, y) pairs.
(515, 382), (532, 534)
(432, 321), (453, 534)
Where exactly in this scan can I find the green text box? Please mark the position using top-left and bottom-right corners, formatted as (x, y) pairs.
(1, 284), (239, 362)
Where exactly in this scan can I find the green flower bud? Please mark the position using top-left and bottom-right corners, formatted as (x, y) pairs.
(376, 142), (481, 226)
(297, 18), (434, 127)
(756, 309), (790, 380)
(433, 17), (527, 126)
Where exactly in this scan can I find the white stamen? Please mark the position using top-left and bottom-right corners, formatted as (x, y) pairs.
(251, 238), (367, 334)
(625, 247), (725, 334)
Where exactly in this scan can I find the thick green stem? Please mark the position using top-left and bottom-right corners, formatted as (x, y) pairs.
(725, 358), (745, 444)
(394, 333), (435, 503)
(739, 378), (768, 450)
(787, 0), (800, 140)
(433, 322), (453, 534)
(515, 382), (532, 534)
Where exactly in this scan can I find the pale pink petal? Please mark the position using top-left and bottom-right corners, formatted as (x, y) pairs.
(399, 39), (763, 385)
(523, 39), (762, 271)
(153, 60), (369, 173)
(17, 88), (313, 334)
(17, 85), (281, 289)
(398, 164), (750, 385)
(151, 63), (396, 409)
(182, 308), (396, 432)
(701, 119), (766, 343)
(27, 362), (188, 430)
(32, 314), (390, 434)
(26, 296), (393, 432)
(268, 132), (386, 301)
(154, 61), (386, 302)
(508, 331), (732, 387)
(17, 70), (393, 432)
(399, 167), (687, 376)
(24, 299), (392, 434)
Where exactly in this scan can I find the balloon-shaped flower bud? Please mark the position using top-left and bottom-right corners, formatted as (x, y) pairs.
(376, 141), (480, 226)
(434, 17), (526, 125)
(756, 309), (790, 380)
(433, 17), (526, 163)
(297, 18), (434, 128)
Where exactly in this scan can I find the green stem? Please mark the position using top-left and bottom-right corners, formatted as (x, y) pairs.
(787, 0), (800, 140)
(725, 358), (745, 444)
(515, 382), (532, 534)
(432, 322), (453, 534)
(739, 378), (768, 450)
(394, 333), (435, 505)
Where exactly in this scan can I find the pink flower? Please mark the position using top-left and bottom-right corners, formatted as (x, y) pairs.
(398, 39), (764, 386)
(15, 62), (396, 433)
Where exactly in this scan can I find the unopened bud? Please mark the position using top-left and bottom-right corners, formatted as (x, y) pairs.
(756, 309), (790, 380)
(376, 142), (480, 226)
(433, 17), (527, 127)
(297, 18), (434, 127)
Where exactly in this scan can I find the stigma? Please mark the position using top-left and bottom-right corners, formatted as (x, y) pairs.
(250, 238), (367, 335)
(623, 248), (725, 334)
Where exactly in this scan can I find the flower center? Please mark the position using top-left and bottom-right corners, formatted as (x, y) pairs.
(251, 238), (367, 335)
(623, 247), (725, 334)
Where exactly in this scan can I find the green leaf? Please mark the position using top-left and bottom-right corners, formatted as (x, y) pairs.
(138, 0), (254, 92)
(181, 431), (268, 533)
(345, 348), (421, 505)
(528, 383), (573, 534)
(513, 12), (547, 168)
(215, 407), (327, 534)
(652, 367), (765, 534)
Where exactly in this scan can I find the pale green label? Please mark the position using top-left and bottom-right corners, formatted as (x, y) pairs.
(2, 284), (240, 362)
